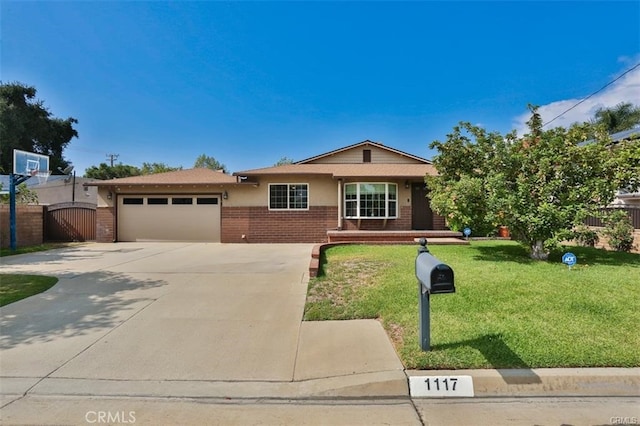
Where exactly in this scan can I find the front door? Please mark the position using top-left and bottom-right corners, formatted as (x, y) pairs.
(412, 183), (433, 230)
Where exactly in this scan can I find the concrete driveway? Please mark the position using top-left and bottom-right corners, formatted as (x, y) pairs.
(1, 243), (406, 403)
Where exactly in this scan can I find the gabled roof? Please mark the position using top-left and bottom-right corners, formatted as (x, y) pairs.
(610, 127), (640, 142)
(86, 168), (238, 187)
(295, 140), (432, 164)
(234, 163), (437, 178)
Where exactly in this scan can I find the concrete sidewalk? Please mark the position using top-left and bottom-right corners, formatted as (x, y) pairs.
(1, 242), (638, 425)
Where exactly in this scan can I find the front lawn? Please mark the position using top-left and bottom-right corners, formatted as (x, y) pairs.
(0, 274), (58, 307)
(304, 241), (640, 369)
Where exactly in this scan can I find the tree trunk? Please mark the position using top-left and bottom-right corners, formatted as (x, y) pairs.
(530, 240), (549, 260)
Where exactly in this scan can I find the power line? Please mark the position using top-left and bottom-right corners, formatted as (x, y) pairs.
(106, 153), (119, 167)
(542, 62), (640, 128)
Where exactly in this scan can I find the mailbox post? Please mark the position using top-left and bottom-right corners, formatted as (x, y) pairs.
(415, 238), (455, 351)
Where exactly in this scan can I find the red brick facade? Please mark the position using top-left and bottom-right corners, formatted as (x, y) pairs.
(341, 206), (448, 232)
(0, 205), (44, 248)
(96, 206), (115, 242)
(222, 206), (338, 243)
(342, 205), (412, 231)
(221, 205), (447, 243)
(433, 214), (447, 230)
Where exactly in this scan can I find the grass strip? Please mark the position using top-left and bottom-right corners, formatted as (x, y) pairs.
(0, 274), (58, 307)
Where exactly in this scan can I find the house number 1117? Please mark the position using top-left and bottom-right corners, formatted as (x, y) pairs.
(424, 377), (457, 391)
(408, 375), (475, 397)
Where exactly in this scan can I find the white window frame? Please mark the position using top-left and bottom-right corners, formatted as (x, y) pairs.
(268, 183), (309, 211)
(344, 182), (397, 219)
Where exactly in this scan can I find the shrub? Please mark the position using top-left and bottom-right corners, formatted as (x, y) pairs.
(573, 225), (600, 247)
(602, 210), (635, 252)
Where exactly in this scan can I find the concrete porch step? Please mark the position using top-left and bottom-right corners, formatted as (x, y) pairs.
(326, 230), (464, 244)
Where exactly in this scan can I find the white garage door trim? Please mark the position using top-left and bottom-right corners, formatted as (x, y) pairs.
(117, 194), (221, 242)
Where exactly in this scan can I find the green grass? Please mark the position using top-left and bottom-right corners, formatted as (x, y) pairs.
(304, 241), (640, 370)
(0, 243), (73, 257)
(0, 274), (58, 307)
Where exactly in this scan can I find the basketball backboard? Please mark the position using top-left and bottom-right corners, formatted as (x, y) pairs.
(13, 149), (49, 176)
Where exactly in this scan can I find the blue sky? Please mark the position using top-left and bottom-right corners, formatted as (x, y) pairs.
(2, 1), (639, 176)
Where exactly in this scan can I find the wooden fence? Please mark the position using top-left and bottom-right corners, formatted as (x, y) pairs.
(585, 207), (640, 229)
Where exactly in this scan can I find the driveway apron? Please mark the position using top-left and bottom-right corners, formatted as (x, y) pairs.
(1, 243), (312, 393)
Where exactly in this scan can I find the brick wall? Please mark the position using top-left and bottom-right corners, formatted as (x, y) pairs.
(0, 205), (44, 248)
(590, 227), (640, 254)
(341, 207), (449, 231)
(96, 206), (115, 242)
(343, 205), (413, 230)
(222, 206), (337, 243)
(433, 213), (447, 230)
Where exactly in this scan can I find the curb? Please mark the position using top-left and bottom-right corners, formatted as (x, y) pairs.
(5, 369), (638, 401)
(10, 372), (409, 400)
(405, 368), (640, 397)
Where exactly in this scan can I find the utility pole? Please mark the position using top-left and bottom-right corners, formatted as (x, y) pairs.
(106, 153), (119, 167)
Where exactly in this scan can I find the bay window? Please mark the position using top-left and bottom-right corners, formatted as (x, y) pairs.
(344, 183), (397, 218)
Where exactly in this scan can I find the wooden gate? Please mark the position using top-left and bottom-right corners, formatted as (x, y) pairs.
(45, 202), (96, 242)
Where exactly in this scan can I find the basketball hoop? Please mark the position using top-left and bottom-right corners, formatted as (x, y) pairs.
(34, 170), (51, 185)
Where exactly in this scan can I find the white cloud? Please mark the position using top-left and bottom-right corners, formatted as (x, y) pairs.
(513, 62), (640, 136)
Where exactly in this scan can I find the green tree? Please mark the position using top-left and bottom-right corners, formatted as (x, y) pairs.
(427, 106), (639, 260)
(592, 102), (640, 134)
(194, 154), (226, 173)
(0, 183), (38, 204)
(84, 163), (141, 180)
(427, 122), (514, 236)
(140, 162), (182, 175)
(274, 157), (295, 166)
(0, 82), (78, 174)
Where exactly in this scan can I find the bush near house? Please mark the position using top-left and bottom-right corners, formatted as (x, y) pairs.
(572, 224), (600, 247)
(603, 210), (635, 252)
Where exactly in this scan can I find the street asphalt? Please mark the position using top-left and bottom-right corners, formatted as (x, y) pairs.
(0, 242), (638, 425)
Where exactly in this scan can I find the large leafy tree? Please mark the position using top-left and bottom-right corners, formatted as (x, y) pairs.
(194, 154), (226, 173)
(427, 123), (512, 236)
(140, 162), (182, 175)
(427, 106), (639, 260)
(84, 162), (181, 179)
(274, 157), (295, 166)
(0, 82), (78, 174)
(84, 163), (141, 180)
(0, 183), (38, 204)
(592, 102), (640, 134)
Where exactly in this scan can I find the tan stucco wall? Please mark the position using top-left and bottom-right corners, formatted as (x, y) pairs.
(33, 178), (98, 205)
(96, 186), (226, 208)
(222, 176), (414, 214)
(96, 176), (417, 211)
(224, 176), (336, 207)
